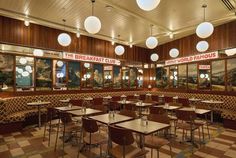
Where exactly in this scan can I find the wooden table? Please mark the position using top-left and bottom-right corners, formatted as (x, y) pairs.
(89, 113), (133, 125)
(116, 119), (170, 148)
(201, 100), (223, 122)
(54, 106), (82, 111)
(180, 107), (211, 115)
(156, 105), (181, 110)
(27, 101), (51, 128)
(134, 102), (153, 116)
(67, 108), (102, 116)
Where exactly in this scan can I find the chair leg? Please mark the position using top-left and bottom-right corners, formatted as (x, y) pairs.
(151, 148), (153, 158)
(157, 149), (159, 158)
(43, 123), (47, 141)
(201, 126), (204, 142)
(169, 144), (172, 158)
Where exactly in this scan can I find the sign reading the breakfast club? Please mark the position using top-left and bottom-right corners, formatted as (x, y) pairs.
(165, 51), (219, 66)
(63, 52), (121, 65)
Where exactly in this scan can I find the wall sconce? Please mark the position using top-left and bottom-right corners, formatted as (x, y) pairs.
(105, 74), (112, 80)
(122, 76), (129, 80)
(150, 76), (156, 80)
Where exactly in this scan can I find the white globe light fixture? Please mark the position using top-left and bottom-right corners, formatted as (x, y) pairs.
(196, 41), (209, 52)
(19, 58), (27, 65)
(84, 0), (101, 34)
(150, 53), (159, 62)
(84, 16), (101, 34)
(17, 68), (23, 74)
(169, 48), (179, 58)
(57, 61), (64, 67)
(146, 36), (158, 49)
(25, 65), (32, 72)
(136, 0), (161, 11)
(200, 74), (205, 79)
(115, 45), (125, 56)
(58, 33), (71, 47)
(33, 49), (44, 56)
(196, 4), (214, 39)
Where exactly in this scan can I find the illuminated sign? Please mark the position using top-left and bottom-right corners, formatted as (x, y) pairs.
(165, 51), (218, 66)
(63, 52), (121, 65)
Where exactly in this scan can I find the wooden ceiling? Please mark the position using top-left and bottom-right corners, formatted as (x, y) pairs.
(0, 0), (235, 48)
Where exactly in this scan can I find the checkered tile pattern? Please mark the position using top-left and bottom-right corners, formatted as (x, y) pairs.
(0, 120), (236, 158)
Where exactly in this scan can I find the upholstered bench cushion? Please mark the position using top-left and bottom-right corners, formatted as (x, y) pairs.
(1, 108), (47, 123)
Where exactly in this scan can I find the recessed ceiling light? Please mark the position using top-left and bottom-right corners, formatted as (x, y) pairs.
(105, 5), (113, 12)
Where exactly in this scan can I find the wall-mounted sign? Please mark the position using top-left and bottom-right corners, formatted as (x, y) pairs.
(199, 65), (211, 70)
(63, 52), (121, 65)
(165, 51), (218, 66)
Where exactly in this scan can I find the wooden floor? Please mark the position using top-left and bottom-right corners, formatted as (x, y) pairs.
(0, 123), (236, 158)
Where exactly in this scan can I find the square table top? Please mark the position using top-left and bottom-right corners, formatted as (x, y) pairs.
(201, 100), (223, 104)
(89, 113), (133, 125)
(135, 102), (153, 107)
(116, 119), (170, 135)
(27, 101), (51, 106)
(67, 108), (102, 116)
(54, 106), (82, 111)
(179, 107), (211, 115)
(117, 100), (135, 104)
(156, 105), (181, 110)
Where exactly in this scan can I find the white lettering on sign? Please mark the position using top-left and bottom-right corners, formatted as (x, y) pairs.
(199, 65), (211, 70)
(165, 51), (218, 66)
(63, 52), (121, 65)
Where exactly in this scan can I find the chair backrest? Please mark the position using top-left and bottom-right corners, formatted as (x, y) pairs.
(46, 107), (58, 122)
(124, 103), (136, 111)
(119, 109), (137, 118)
(93, 98), (103, 105)
(69, 99), (83, 106)
(82, 117), (99, 133)
(164, 96), (173, 103)
(148, 114), (170, 124)
(145, 95), (152, 102)
(178, 98), (189, 107)
(175, 110), (196, 122)
(149, 106), (166, 115)
(108, 125), (134, 146)
(60, 112), (73, 124)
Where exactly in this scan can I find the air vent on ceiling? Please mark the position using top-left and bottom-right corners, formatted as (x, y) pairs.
(221, 0), (235, 11)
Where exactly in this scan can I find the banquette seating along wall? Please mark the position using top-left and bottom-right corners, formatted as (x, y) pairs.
(1, 90), (236, 133)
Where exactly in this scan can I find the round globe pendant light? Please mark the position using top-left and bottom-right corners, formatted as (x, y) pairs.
(33, 49), (44, 56)
(57, 19), (71, 47)
(169, 48), (179, 58)
(136, 0), (161, 11)
(115, 45), (125, 56)
(84, 0), (101, 34)
(146, 25), (158, 49)
(196, 41), (209, 52)
(196, 4), (214, 39)
(57, 61), (64, 67)
(19, 57), (27, 65)
(150, 53), (159, 62)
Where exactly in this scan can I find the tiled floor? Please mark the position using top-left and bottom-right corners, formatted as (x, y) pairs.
(0, 122), (236, 158)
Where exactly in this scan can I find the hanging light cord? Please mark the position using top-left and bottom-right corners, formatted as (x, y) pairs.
(62, 19), (66, 31)
(150, 24), (153, 36)
(91, 0), (95, 16)
(202, 4), (207, 22)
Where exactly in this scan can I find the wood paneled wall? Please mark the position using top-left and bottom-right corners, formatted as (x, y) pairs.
(0, 16), (151, 63)
(156, 20), (236, 61)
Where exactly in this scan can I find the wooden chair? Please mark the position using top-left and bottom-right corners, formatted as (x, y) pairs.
(43, 107), (59, 146)
(146, 114), (172, 158)
(108, 125), (148, 158)
(78, 117), (107, 158)
(175, 110), (202, 143)
(149, 106), (166, 115)
(119, 109), (137, 118)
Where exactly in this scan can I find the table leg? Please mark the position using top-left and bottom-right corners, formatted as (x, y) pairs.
(139, 134), (145, 149)
(38, 105), (41, 129)
(210, 111), (213, 122)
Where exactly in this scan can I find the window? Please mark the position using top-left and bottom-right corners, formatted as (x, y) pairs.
(104, 65), (113, 88)
(227, 58), (236, 91)
(36, 58), (52, 91)
(0, 54), (14, 91)
(93, 64), (103, 89)
(53, 60), (67, 90)
(137, 69), (143, 88)
(212, 60), (225, 91)
(16, 56), (34, 91)
(113, 66), (121, 89)
(130, 68), (137, 88)
(68, 61), (80, 90)
(178, 64), (187, 89)
(81, 63), (93, 89)
(198, 62), (211, 90)
(122, 67), (129, 88)
(188, 64), (198, 90)
(169, 66), (178, 88)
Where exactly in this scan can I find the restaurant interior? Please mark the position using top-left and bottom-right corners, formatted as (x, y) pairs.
(0, 0), (236, 158)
